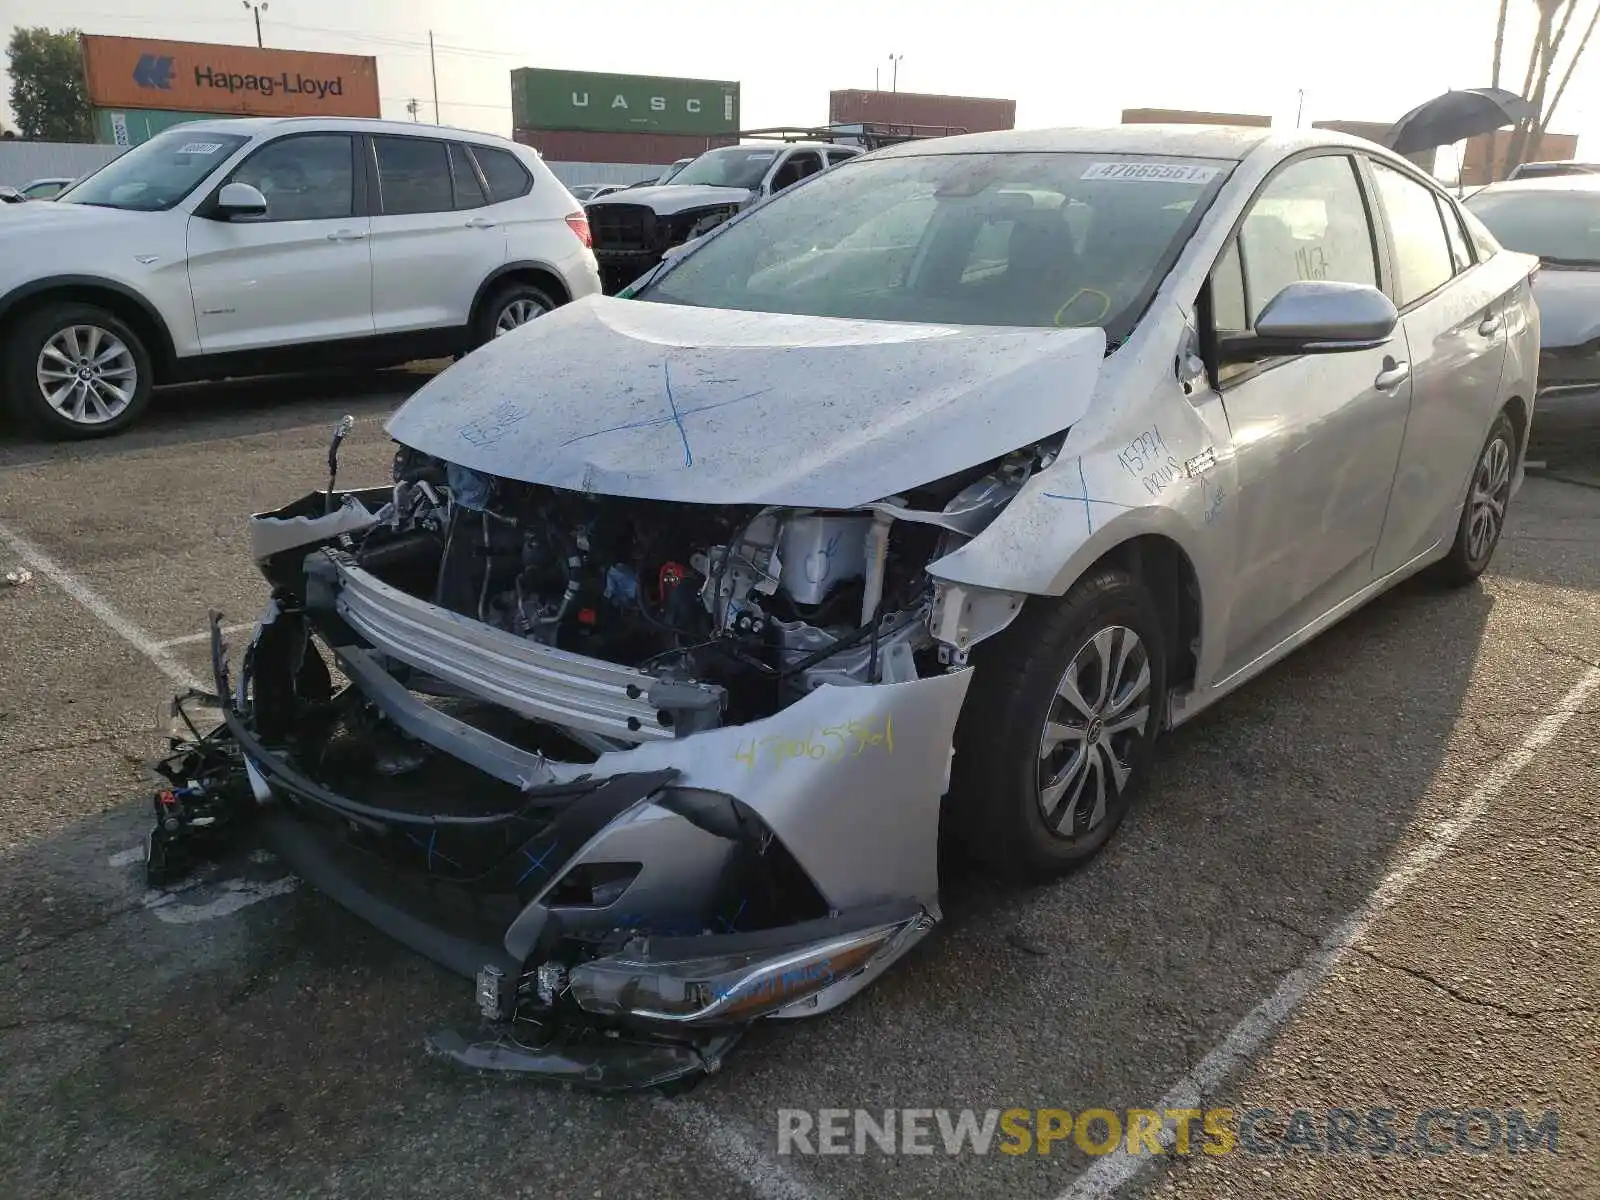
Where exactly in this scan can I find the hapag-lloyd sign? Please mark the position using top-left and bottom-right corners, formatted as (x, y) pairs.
(194, 64), (347, 101)
(512, 67), (740, 136)
(80, 33), (380, 118)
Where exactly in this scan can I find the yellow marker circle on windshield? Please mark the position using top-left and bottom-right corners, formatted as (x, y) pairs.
(1055, 288), (1113, 328)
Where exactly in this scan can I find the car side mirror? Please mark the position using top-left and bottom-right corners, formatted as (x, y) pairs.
(213, 181), (268, 220)
(1220, 280), (1398, 361)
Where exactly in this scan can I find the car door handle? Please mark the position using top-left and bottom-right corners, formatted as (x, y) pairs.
(465, 217), (497, 229)
(326, 229), (367, 242)
(1479, 313), (1504, 336)
(1375, 359), (1411, 392)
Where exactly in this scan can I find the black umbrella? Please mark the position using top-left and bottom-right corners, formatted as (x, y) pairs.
(1385, 87), (1539, 155)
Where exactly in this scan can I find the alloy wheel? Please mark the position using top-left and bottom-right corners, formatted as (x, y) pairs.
(1037, 625), (1153, 837)
(494, 298), (548, 336)
(35, 324), (137, 425)
(1467, 433), (1513, 563)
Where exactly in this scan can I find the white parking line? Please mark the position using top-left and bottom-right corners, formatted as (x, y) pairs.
(4, 515), (811, 1199)
(143, 876), (301, 924)
(1055, 661), (1600, 1200)
(655, 1098), (828, 1200)
(0, 521), (203, 691)
(155, 624), (254, 649)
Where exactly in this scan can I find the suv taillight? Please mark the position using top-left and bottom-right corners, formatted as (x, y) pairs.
(565, 212), (592, 248)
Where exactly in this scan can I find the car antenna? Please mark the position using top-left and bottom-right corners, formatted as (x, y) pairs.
(326, 414), (355, 514)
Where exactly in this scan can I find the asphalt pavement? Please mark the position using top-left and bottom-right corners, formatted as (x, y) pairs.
(1, 372), (1596, 1200)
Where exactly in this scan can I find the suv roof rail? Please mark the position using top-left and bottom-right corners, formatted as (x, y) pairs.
(736, 122), (968, 151)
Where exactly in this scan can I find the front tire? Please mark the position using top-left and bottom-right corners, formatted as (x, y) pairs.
(1434, 409), (1516, 587)
(4, 303), (153, 439)
(947, 567), (1167, 881)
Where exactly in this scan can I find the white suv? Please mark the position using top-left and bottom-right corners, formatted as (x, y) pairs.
(0, 117), (601, 438)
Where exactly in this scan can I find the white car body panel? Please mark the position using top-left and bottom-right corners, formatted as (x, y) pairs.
(187, 213), (375, 352)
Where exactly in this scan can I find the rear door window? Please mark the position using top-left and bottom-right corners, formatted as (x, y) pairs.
(449, 143), (488, 209)
(471, 146), (533, 203)
(373, 136), (454, 216)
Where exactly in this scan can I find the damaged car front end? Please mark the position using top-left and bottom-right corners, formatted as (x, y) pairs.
(160, 282), (1106, 1088)
(191, 471), (992, 1087)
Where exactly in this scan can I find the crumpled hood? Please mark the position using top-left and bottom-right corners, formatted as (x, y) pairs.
(386, 295), (1106, 508)
(1533, 265), (1600, 349)
(588, 184), (753, 218)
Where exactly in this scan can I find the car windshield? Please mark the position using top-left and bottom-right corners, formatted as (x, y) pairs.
(642, 151), (1231, 334)
(58, 129), (249, 211)
(667, 146), (780, 190)
(1465, 188), (1600, 263)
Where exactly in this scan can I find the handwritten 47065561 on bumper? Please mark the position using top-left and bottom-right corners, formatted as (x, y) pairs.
(149, 124), (1539, 1089)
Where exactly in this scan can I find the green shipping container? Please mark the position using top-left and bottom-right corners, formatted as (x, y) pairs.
(510, 68), (739, 137)
(93, 107), (217, 147)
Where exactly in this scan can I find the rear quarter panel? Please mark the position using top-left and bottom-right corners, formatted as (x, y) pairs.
(506, 148), (602, 301)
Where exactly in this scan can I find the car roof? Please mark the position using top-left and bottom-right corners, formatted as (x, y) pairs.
(865, 124), (1398, 164)
(1470, 174), (1600, 196)
(141, 115), (524, 148)
(708, 140), (842, 153)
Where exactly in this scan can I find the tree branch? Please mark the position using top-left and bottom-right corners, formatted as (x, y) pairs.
(1543, 0), (1600, 132)
(1493, 0), (1511, 87)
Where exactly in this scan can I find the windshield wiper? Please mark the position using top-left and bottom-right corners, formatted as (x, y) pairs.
(1538, 255), (1600, 268)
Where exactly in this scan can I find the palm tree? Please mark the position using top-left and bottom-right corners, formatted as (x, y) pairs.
(1497, 0), (1600, 174)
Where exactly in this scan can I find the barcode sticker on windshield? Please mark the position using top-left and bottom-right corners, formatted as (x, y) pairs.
(745, 151), (777, 160)
(177, 142), (225, 155)
(1082, 162), (1220, 184)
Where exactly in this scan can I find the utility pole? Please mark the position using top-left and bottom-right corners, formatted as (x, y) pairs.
(241, 1), (267, 48)
(429, 31), (441, 124)
(888, 53), (903, 93)
(875, 66), (880, 91)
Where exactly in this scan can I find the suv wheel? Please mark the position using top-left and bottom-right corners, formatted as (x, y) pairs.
(4, 303), (153, 439)
(474, 282), (558, 347)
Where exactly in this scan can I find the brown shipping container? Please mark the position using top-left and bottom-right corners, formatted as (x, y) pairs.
(80, 34), (380, 119)
(1121, 108), (1271, 128)
(1459, 129), (1580, 185)
(515, 128), (736, 166)
(829, 90), (1015, 134)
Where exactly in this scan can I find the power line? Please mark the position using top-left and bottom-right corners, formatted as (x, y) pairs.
(381, 96), (511, 111)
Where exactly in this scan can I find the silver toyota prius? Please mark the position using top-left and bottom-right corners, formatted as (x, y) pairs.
(166, 124), (1540, 1088)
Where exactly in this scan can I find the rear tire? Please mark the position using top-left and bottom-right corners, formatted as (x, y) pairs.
(4, 303), (153, 439)
(472, 281), (559, 348)
(1433, 409), (1516, 587)
(946, 566), (1167, 881)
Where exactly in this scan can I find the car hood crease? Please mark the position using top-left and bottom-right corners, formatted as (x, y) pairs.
(385, 295), (1107, 508)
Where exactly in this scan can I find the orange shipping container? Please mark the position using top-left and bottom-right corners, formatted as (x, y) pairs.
(80, 34), (380, 119)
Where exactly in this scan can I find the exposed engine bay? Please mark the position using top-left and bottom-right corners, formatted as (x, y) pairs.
(335, 441), (1037, 735)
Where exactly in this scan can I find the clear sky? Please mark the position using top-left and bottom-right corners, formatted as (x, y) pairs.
(4, 0), (1597, 166)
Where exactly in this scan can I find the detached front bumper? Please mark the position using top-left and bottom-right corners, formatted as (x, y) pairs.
(202, 558), (970, 1086)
